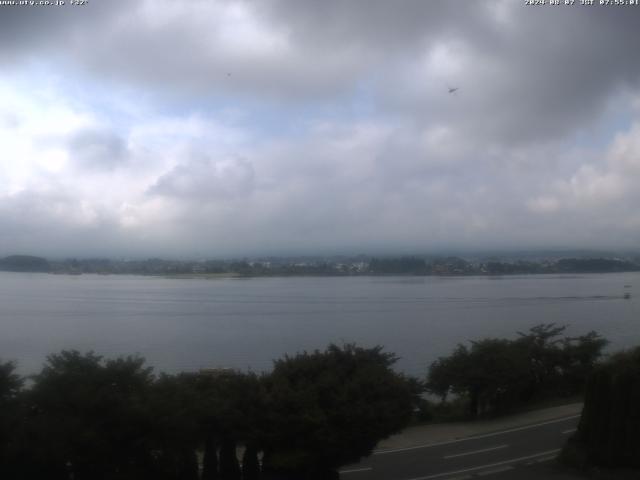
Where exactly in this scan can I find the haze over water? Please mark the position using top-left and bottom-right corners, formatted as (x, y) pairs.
(1, 272), (638, 377)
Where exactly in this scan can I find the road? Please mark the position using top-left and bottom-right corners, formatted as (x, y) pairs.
(339, 414), (580, 480)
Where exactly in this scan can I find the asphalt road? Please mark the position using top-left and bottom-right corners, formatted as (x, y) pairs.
(339, 414), (581, 480)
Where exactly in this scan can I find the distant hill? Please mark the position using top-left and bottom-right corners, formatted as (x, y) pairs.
(0, 255), (50, 272)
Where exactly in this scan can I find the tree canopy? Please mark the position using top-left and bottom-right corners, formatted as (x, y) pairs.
(427, 324), (607, 417)
(0, 344), (417, 480)
(261, 344), (416, 479)
(567, 347), (640, 469)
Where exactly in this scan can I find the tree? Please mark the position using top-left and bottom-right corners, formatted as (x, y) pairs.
(559, 331), (608, 394)
(0, 361), (22, 401)
(427, 340), (529, 417)
(427, 325), (608, 418)
(241, 444), (261, 480)
(23, 351), (156, 480)
(0, 361), (24, 479)
(261, 344), (416, 479)
(148, 373), (202, 480)
(202, 435), (219, 480)
(219, 439), (241, 480)
(189, 370), (265, 480)
(564, 347), (640, 469)
(427, 345), (469, 403)
(514, 324), (607, 398)
(514, 323), (567, 398)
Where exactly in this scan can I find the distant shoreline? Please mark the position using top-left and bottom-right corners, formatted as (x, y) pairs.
(2, 254), (640, 278)
(0, 270), (631, 280)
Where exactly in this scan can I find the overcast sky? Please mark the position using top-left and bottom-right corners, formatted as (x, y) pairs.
(1, 0), (640, 258)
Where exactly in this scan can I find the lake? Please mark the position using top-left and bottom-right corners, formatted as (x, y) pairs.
(0, 272), (639, 377)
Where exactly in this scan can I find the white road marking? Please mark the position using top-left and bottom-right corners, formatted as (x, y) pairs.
(401, 448), (561, 480)
(339, 467), (373, 474)
(535, 456), (557, 463)
(443, 444), (508, 459)
(375, 415), (580, 455)
(562, 428), (577, 434)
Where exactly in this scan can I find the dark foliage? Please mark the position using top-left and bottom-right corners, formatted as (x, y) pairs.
(261, 344), (416, 479)
(21, 351), (156, 480)
(0, 361), (24, 479)
(242, 444), (261, 480)
(427, 324), (607, 417)
(569, 347), (640, 469)
(0, 344), (416, 480)
(369, 257), (428, 274)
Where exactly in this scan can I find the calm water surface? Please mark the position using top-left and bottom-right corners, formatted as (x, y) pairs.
(1, 272), (639, 376)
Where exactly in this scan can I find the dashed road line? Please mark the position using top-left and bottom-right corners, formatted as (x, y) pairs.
(444, 445), (508, 459)
(339, 467), (373, 474)
(401, 448), (561, 480)
(535, 455), (557, 463)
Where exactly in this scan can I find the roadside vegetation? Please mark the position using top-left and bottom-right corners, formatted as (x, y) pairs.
(0, 344), (417, 480)
(425, 324), (607, 419)
(0, 324), (626, 479)
(562, 346), (640, 474)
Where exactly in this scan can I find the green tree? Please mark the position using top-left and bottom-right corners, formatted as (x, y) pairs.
(565, 347), (640, 469)
(0, 361), (24, 479)
(261, 344), (416, 479)
(148, 373), (201, 480)
(241, 443), (261, 480)
(189, 370), (265, 480)
(24, 351), (156, 480)
(558, 331), (608, 394)
(514, 323), (567, 396)
(427, 340), (529, 417)
(427, 324), (607, 418)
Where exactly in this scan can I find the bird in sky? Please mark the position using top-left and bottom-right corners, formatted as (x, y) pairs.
(448, 86), (459, 94)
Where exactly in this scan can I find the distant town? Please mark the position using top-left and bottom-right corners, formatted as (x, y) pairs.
(1, 253), (640, 277)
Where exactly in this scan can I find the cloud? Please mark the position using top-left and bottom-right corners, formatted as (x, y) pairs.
(519, 121), (640, 248)
(149, 156), (255, 201)
(1, 2), (640, 256)
(67, 128), (129, 171)
(2, 2), (640, 144)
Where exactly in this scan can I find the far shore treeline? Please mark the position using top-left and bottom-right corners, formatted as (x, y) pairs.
(0, 324), (625, 480)
(1, 254), (640, 276)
